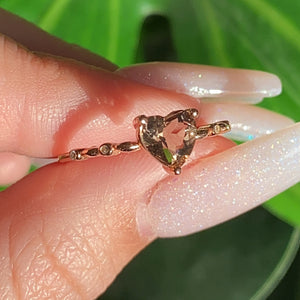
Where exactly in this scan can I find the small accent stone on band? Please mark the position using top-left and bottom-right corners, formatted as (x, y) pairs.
(99, 143), (113, 156)
(70, 150), (81, 160)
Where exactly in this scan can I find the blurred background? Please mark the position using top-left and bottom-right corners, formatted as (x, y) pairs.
(0, 0), (299, 299)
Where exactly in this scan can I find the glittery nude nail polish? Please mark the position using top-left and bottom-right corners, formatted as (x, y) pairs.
(118, 62), (282, 103)
(137, 122), (300, 238)
(201, 103), (294, 142)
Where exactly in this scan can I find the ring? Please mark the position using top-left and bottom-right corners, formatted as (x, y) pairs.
(59, 108), (231, 175)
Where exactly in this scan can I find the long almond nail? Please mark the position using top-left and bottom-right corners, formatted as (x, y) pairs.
(117, 62), (282, 104)
(201, 103), (294, 141)
(137, 122), (300, 238)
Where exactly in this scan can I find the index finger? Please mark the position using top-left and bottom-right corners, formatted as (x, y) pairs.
(0, 33), (292, 159)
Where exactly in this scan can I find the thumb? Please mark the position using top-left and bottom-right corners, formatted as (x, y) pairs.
(0, 135), (233, 299)
(0, 157), (153, 299)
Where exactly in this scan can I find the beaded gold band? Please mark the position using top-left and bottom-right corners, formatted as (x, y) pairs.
(59, 108), (231, 174)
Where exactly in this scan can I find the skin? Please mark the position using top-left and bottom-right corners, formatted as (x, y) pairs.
(0, 8), (299, 299)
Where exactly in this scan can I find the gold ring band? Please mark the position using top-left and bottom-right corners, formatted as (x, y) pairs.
(59, 108), (231, 175)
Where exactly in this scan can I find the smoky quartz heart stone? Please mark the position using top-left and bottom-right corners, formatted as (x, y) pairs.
(135, 109), (198, 174)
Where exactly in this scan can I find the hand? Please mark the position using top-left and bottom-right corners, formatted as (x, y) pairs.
(0, 8), (299, 299)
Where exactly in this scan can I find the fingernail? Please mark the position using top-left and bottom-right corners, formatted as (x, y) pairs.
(137, 122), (300, 238)
(117, 62), (282, 104)
(201, 103), (294, 142)
(0, 153), (31, 185)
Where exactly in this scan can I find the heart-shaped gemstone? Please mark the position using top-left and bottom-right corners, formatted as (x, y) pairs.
(134, 109), (199, 175)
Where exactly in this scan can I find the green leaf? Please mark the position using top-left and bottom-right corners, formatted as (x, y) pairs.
(0, 185), (9, 192)
(101, 208), (300, 300)
(0, 0), (168, 66)
(265, 184), (300, 227)
(1, 0), (300, 297)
